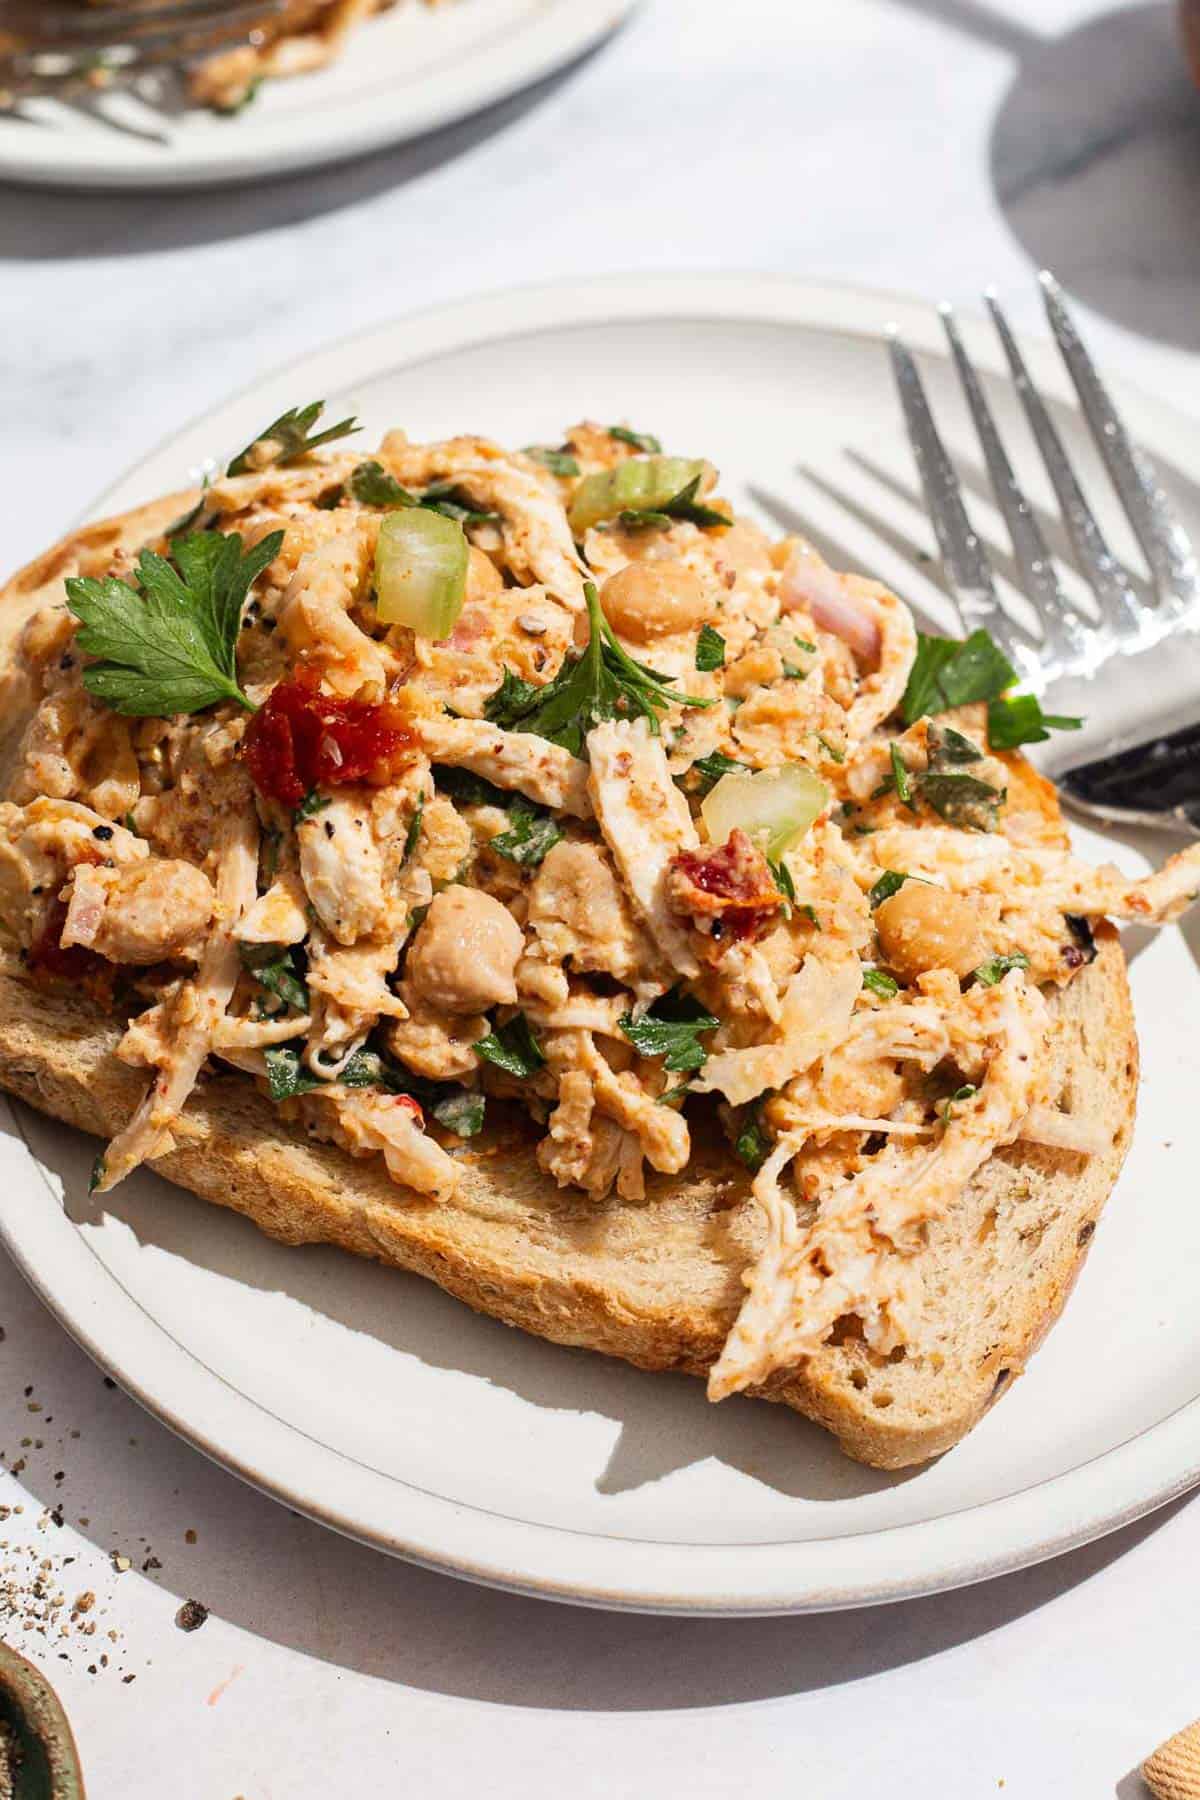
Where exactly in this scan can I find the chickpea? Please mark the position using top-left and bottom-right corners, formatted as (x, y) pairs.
(406, 886), (523, 1015)
(79, 859), (214, 965)
(599, 560), (711, 642)
(874, 881), (985, 983)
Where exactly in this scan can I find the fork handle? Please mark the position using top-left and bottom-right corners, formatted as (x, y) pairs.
(1061, 720), (1200, 837)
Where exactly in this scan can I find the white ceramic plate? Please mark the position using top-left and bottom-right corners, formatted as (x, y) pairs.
(3, 274), (1200, 1615)
(0, 0), (632, 191)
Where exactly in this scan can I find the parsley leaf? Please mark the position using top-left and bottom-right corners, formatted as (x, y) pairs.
(65, 528), (281, 718)
(900, 628), (1017, 725)
(695, 624), (726, 672)
(734, 1108), (771, 1172)
(349, 460), (419, 509)
(294, 789), (331, 823)
(402, 793), (425, 864)
(608, 425), (662, 454)
(418, 481), (500, 527)
(239, 942), (310, 1014)
(869, 870), (909, 908)
(433, 765), (509, 809)
(618, 993), (720, 1073)
(679, 750), (748, 798)
(768, 857), (795, 905)
(917, 772), (1004, 831)
(619, 475), (731, 532)
(264, 1046), (323, 1102)
(927, 723), (984, 765)
(972, 951), (1030, 986)
(524, 445), (580, 477)
(227, 401), (359, 477)
(863, 968), (899, 999)
(987, 693), (1083, 750)
(940, 1083), (978, 1123)
(889, 742), (912, 805)
(816, 734), (845, 764)
(483, 581), (714, 758)
(488, 796), (564, 868)
(475, 1014), (545, 1078)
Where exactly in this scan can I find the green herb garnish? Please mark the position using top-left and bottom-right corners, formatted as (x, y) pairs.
(418, 481), (500, 528)
(608, 425), (662, 454)
(488, 796), (564, 868)
(433, 765), (509, 809)
(402, 793), (425, 864)
(239, 943), (310, 1015)
(524, 446), (580, 477)
(769, 857), (796, 905)
(264, 1046), (323, 1102)
(679, 750), (749, 798)
(483, 581), (714, 758)
(900, 628), (1018, 725)
(618, 993), (720, 1073)
(816, 734), (846, 765)
(987, 693), (1083, 750)
(474, 1013), (545, 1078)
(863, 968), (899, 999)
(781, 661), (808, 680)
(734, 1109), (771, 1173)
(65, 528), (283, 718)
(294, 789), (332, 823)
(889, 743), (912, 805)
(619, 475), (731, 533)
(972, 951), (1031, 987)
(868, 870), (910, 909)
(940, 1083), (978, 1123)
(917, 772), (1004, 831)
(695, 624), (726, 672)
(349, 460), (419, 509)
(227, 401), (358, 477)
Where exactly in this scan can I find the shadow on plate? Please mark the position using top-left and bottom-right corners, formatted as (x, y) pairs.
(0, 1194), (1190, 1708)
(8, 1100), (910, 1508)
(0, 35), (613, 257)
(887, 0), (1200, 350)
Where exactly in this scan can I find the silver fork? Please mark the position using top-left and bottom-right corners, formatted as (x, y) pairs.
(890, 272), (1200, 837)
(0, 1), (286, 100)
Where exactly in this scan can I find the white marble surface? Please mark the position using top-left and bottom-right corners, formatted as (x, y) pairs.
(2, 1), (1200, 1793)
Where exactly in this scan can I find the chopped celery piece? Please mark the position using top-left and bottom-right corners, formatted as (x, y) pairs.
(373, 508), (468, 639)
(568, 456), (708, 535)
(701, 763), (828, 859)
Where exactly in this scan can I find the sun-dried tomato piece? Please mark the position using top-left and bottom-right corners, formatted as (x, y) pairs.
(667, 828), (783, 945)
(242, 669), (415, 809)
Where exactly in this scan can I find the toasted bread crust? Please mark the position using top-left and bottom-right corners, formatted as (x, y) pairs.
(0, 507), (1140, 1467)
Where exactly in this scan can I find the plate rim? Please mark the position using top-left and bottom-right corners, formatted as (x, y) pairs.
(5, 269), (1200, 1615)
(0, 0), (636, 192)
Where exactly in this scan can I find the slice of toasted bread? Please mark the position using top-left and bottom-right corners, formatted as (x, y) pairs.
(0, 507), (1139, 1468)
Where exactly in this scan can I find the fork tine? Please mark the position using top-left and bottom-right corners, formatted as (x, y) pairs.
(1040, 271), (1199, 606)
(938, 302), (1088, 672)
(984, 290), (1147, 644)
(888, 332), (1027, 664)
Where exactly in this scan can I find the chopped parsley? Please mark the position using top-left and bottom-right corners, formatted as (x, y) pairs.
(608, 425), (662, 454)
(294, 789), (332, 823)
(734, 1108), (771, 1172)
(816, 734), (845, 764)
(679, 750), (748, 798)
(927, 723), (984, 765)
(900, 628), (1017, 725)
(433, 765), (509, 809)
(349, 460), (418, 508)
(488, 796), (564, 868)
(619, 475), (731, 533)
(524, 445), (580, 477)
(227, 401), (359, 477)
(799, 903), (821, 930)
(618, 993), (720, 1073)
(781, 661), (808, 680)
(793, 636), (817, 654)
(65, 528), (283, 718)
(483, 581), (714, 758)
(769, 857), (796, 905)
(695, 624), (727, 671)
(972, 951), (1031, 986)
(402, 793), (425, 864)
(239, 943), (310, 1015)
(264, 1045), (323, 1101)
(264, 1042), (485, 1135)
(901, 627), (1084, 747)
(918, 772), (1004, 832)
(888, 743), (912, 806)
(418, 481), (500, 527)
(987, 693), (1083, 750)
(474, 1013), (545, 1079)
(862, 968), (899, 999)
(940, 1083), (978, 1123)
(868, 870), (910, 909)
